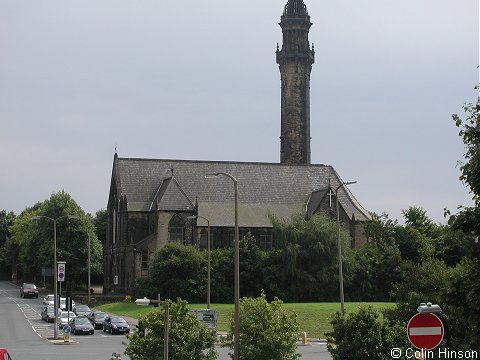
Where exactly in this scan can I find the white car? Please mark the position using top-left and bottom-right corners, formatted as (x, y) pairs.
(43, 295), (75, 310)
(43, 294), (55, 306)
(58, 311), (76, 329)
(60, 297), (76, 310)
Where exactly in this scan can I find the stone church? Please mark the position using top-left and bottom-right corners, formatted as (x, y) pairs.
(104, 0), (371, 295)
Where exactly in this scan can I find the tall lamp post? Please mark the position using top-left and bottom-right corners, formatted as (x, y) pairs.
(188, 215), (211, 309)
(334, 181), (356, 317)
(207, 172), (239, 360)
(31, 214), (78, 339)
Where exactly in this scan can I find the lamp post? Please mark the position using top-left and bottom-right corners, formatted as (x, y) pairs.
(30, 214), (78, 339)
(207, 172), (239, 360)
(188, 215), (211, 309)
(334, 181), (356, 317)
(88, 235), (91, 305)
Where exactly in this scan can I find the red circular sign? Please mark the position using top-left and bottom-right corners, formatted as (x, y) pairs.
(407, 313), (444, 350)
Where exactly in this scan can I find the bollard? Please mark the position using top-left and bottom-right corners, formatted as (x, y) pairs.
(301, 332), (307, 344)
(63, 325), (71, 342)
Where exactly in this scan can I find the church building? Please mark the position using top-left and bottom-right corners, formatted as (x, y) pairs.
(105, 0), (371, 295)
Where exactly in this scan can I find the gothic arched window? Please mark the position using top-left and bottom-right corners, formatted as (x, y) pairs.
(168, 214), (185, 242)
(199, 228), (208, 249)
(141, 249), (150, 271)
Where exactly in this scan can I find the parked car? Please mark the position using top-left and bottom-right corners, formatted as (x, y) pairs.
(58, 311), (76, 329)
(41, 305), (56, 322)
(59, 297), (75, 311)
(103, 316), (130, 334)
(87, 310), (107, 329)
(0, 348), (12, 360)
(69, 316), (94, 335)
(73, 304), (91, 317)
(20, 283), (38, 298)
(43, 294), (55, 306)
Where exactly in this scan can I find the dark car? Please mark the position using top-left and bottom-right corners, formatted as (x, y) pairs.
(41, 305), (56, 322)
(73, 304), (91, 317)
(103, 316), (130, 334)
(20, 283), (38, 298)
(87, 310), (107, 329)
(69, 316), (94, 335)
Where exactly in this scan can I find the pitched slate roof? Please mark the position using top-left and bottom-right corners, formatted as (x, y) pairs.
(111, 156), (371, 226)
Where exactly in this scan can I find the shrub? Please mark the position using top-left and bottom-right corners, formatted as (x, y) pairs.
(125, 298), (217, 360)
(224, 291), (300, 360)
(327, 306), (409, 360)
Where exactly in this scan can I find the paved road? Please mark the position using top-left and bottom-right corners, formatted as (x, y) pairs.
(0, 281), (331, 359)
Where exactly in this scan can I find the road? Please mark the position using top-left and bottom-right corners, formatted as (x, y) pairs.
(0, 281), (331, 359)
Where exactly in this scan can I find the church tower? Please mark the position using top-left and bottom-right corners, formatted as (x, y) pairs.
(276, 0), (315, 165)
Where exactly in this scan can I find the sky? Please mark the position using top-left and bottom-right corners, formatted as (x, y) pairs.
(0, 0), (478, 224)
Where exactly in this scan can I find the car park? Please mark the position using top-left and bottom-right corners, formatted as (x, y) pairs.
(20, 283), (38, 298)
(87, 310), (107, 329)
(73, 304), (90, 317)
(103, 316), (130, 334)
(41, 305), (56, 322)
(68, 316), (94, 335)
(0, 348), (12, 360)
(58, 311), (76, 329)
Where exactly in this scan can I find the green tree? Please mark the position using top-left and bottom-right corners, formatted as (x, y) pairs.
(402, 206), (439, 239)
(346, 242), (402, 301)
(239, 233), (267, 298)
(93, 209), (107, 247)
(327, 306), (408, 360)
(224, 292), (300, 360)
(125, 298), (217, 360)
(0, 210), (16, 271)
(145, 242), (206, 302)
(363, 212), (397, 247)
(9, 191), (103, 286)
(270, 212), (351, 301)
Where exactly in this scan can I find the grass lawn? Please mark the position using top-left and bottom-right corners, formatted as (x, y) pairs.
(96, 302), (394, 339)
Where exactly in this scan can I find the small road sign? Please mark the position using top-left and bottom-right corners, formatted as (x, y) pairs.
(407, 313), (444, 350)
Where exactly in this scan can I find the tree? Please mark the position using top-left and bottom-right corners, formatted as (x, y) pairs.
(93, 209), (107, 247)
(9, 191), (103, 286)
(327, 306), (408, 360)
(224, 292), (300, 360)
(125, 298), (217, 360)
(143, 242), (206, 302)
(0, 210), (16, 272)
(270, 212), (352, 301)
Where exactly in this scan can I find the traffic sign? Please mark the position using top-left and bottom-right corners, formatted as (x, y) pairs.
(58, 261), (66, 282)
(407, 313), (444, 350)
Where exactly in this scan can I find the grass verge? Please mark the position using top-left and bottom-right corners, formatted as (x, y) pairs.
(96, 302), (394, 339)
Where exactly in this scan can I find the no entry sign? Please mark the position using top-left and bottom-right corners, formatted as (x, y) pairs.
(407, 313), (444, 350)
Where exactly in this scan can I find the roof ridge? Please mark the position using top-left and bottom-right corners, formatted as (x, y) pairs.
(116, 156), (330, 168)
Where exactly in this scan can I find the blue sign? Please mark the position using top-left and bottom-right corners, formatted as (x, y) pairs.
(63, 325), (71, 334)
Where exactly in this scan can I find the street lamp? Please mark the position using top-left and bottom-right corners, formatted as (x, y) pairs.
(30, 214), (78, 339)
(187, 215), (211, 309)
(333, 181), (356, 316)
(206, 172), (239, 360)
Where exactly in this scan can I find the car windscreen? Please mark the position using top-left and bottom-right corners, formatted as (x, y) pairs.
(75, 317), (90, 325)
(24, 284), (36, 289)
(111, 317), (126, 323)
(94, 312), (106, 319)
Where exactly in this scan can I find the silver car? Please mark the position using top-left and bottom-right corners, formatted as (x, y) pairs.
(58, 311), (76, 329)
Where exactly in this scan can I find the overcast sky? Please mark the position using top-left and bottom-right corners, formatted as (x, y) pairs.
(1, 0), (478, 224)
